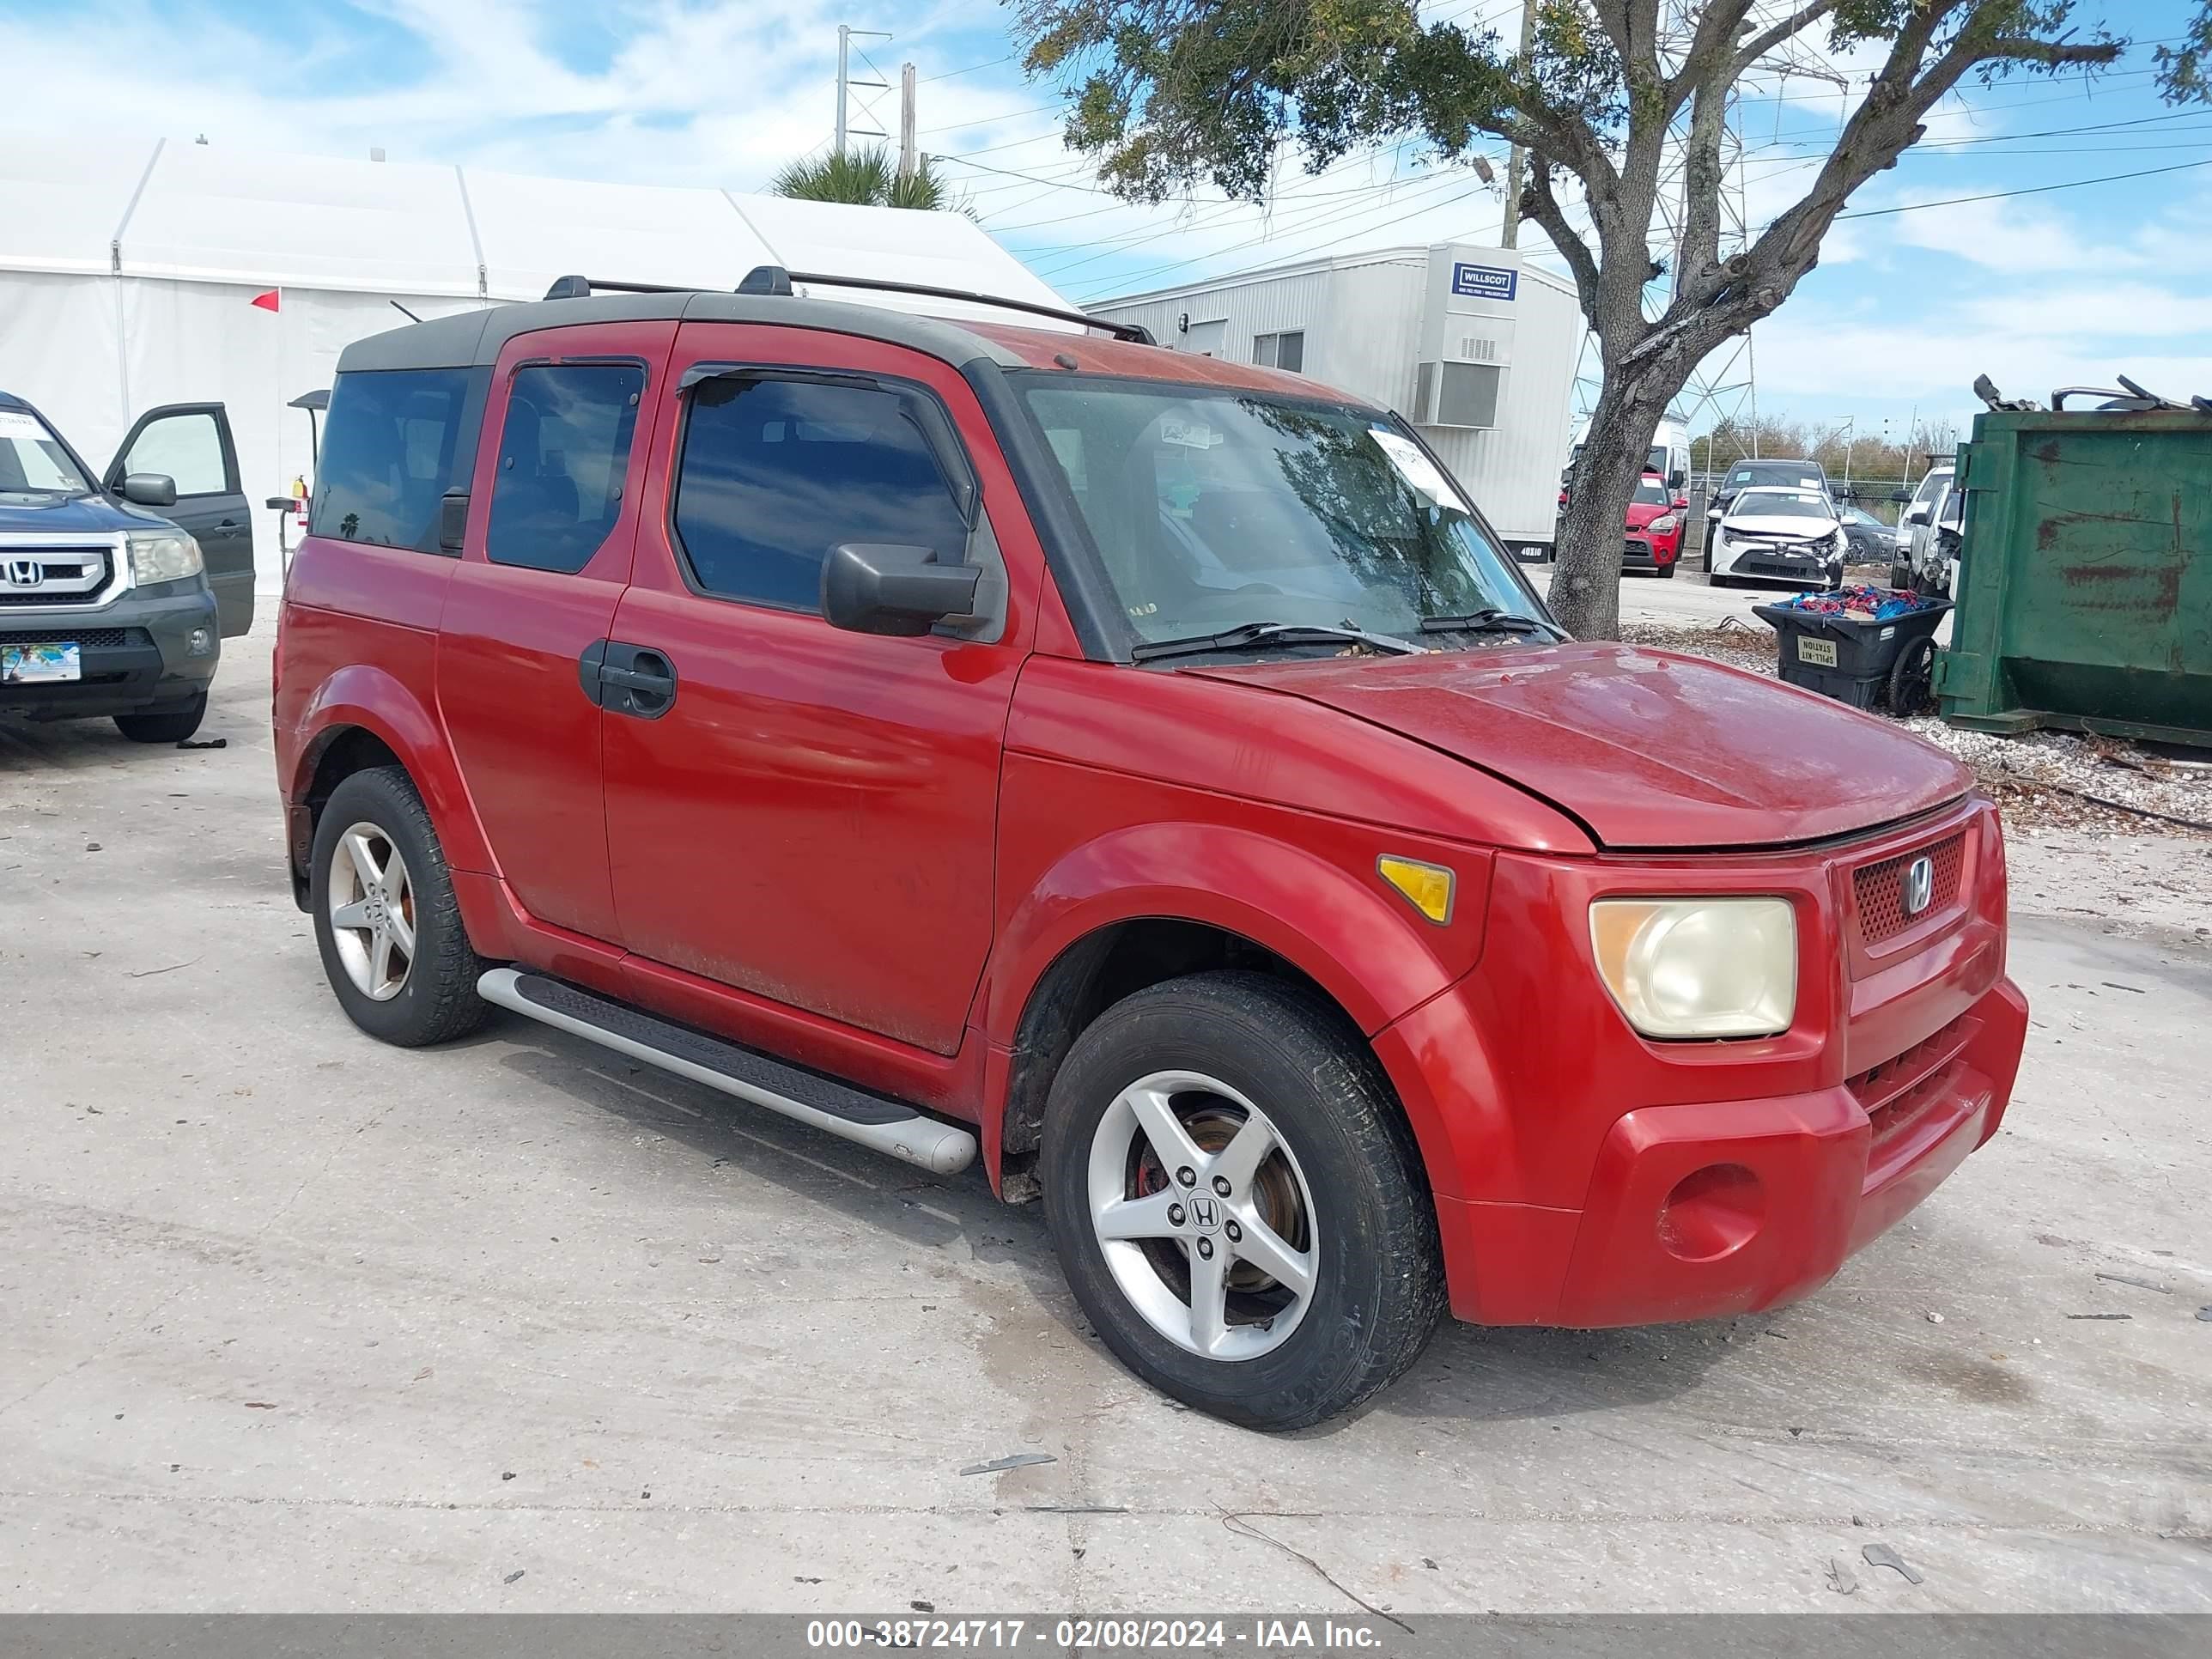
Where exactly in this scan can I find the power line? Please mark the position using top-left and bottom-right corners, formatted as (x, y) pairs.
(1828, 154), (2212, 221)
(919, 53), (1015, 84)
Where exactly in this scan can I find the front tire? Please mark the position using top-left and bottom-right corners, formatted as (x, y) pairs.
(1041, 971), (1445, 1431)
(310, 765), (488, 1047)
(114, 693), (206, 744)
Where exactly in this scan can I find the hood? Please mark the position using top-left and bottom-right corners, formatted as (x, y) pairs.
(1184, 643), (1970, 850)
(0, 492), (149, 536)
(1721, 510), (1838, 538)
(1624, 501), (1676, 529)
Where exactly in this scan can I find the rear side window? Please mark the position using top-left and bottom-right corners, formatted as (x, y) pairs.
(486, 363), (645, 573)
(313, 369), (476, 553)
(672, 377), (968, 612)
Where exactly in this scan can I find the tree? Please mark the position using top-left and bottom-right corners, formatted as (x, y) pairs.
(770, 144), (970, 213)
(1015, 2), (2130, 639)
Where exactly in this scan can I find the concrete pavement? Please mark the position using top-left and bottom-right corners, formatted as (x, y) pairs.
(2, 625), (2207, 1614)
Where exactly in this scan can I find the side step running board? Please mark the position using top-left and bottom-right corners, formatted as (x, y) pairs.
(477, 969), (978, 1175)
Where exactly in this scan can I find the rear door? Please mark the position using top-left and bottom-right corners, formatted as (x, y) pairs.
(436, 321), (676, 945)
(106, 403), (254, 635)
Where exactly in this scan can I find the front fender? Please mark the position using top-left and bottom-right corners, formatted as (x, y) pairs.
(290, 662), (493, 877)
(987, 819), (1493, 1042)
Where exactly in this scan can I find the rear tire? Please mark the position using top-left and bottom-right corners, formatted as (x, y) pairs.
(1041, 971), (1445, 1431)
(114, 693), (206, 744)
(310, 765), (488, 1047)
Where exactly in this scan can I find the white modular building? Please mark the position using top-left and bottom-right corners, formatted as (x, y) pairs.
(1091, 245), (1583, 556)
(0, 132), (1080, 592)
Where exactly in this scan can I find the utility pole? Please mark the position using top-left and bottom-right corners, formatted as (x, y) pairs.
(1498, 2), (1538, 248)
(835, 23), (892, 158)
(898, 61), (917, 183)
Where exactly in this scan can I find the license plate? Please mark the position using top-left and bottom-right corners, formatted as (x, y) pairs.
(1796, 636), (1838, 668)
(1, 642), (81, 684)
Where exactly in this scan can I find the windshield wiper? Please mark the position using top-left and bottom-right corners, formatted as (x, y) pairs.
(1417, 607), (1550, 636)
(1131, 619), (1425, 663)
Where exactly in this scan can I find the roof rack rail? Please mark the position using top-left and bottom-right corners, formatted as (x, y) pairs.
(543, 275), (691, 301)
(738, 264), (1153, 345)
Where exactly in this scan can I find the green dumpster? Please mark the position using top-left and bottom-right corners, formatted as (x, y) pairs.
(1938, 407), (2211, 746)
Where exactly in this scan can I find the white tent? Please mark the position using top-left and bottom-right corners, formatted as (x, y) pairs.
(0, 133), (1078, 588)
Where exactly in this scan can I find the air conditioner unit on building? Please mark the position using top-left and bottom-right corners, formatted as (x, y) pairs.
(1413, 359), (1506, 428)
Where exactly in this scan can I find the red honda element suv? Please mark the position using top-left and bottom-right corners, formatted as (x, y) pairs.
(273, 270), (2027, 1430)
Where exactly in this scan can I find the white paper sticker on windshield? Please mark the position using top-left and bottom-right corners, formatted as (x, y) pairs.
(1369, 428), (1469, 514)
(0, 411), (51, 441)
(1158, 417), (1219, 449)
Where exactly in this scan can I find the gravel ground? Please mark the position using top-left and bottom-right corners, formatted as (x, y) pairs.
(1621, 622), (2212, 838)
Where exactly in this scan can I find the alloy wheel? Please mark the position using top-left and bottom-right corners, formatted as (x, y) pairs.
(1085, 1070), (1318, 1360)
(326, 821), (416, 1002)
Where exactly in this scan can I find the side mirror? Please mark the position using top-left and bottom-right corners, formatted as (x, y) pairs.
(1668, 469), (1687, 490)
(822, 542), (980, 637)
(119, 472), (177, 507)
(438, 490), (469, 555)
(1672, 497), (1689, 512)
(1903, 504), (1929, 526)
(1889, 489), (1911, 504)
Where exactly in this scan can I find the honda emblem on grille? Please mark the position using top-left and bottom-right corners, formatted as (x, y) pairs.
(1903, 855), (1936, 916)
(3, 558), (43, 587)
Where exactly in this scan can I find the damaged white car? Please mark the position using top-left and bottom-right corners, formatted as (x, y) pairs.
(1707, 486), (1847, 591)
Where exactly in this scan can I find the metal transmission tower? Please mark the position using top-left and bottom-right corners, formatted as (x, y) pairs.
(835, 24), (893, 158)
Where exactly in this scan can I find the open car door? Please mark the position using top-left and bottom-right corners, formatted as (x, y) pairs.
(106, 403), (254, 636)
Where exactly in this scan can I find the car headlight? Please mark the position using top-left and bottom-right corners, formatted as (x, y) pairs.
(1648, 514), (1679, 534)
(1589, 896), (1796, 1038)
(127, 528), (204, 584)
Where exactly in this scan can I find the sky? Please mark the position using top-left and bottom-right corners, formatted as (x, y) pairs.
(3, 0), (2209, 457)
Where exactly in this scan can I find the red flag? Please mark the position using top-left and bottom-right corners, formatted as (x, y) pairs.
(250, 289), (280, 313)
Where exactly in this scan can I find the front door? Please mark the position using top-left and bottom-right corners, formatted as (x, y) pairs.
(436, 321), (675, 944)
(601, 322), (1034, 1055)
(106, 403), (254, 635)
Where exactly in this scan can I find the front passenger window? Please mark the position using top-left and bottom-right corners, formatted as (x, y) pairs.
(486, 363), (645, 574)
(672, 377), (969, 612)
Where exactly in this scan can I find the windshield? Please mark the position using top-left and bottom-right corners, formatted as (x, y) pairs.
(1730, 489), (1834, 520)
(1022, 378), (1545, 649)
(1632, 477), (1671, 506)
(1729, 464), (1821, 490)
(0, 407), (94, 496)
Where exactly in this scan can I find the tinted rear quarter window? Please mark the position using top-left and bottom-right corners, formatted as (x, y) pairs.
(672, 377), (968, 612)
(313, 368), (479, 553)
(486, 363), (646, 574)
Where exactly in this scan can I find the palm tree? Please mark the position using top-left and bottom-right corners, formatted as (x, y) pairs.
(770, 144), (968, 214)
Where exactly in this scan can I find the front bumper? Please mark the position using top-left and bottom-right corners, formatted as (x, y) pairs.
(1715, 538), (1844, 586)
(1372, 799), (2025, 1328)
(0, 587), (220, 720)
(1622, 532), (1680, 570)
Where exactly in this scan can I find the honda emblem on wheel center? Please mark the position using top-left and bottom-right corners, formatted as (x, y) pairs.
(3, 558), (43, 586)
(1188, 1194), (1221, 1233)
(1903, 854), (1936, 916)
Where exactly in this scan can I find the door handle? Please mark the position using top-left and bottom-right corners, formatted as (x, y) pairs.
(217, 519), (240, 528)
(588, 642), (678, 719)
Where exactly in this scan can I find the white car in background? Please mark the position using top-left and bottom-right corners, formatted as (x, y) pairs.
(1707, 486), (1847, 591)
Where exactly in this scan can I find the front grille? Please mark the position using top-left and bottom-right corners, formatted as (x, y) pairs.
(0, 546), (113, 605)
(1849, 1014), (1978, 1165)
(1855, 833), (1965, 944)
(0, 626), (149, 649)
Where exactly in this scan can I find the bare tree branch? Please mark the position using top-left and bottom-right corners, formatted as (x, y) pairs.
(1726, 0), (1844, 85)
(1523, 162), (1601, 327)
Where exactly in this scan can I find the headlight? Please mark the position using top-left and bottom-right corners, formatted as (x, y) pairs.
(127, 528), (204, 584)
(1589, 896), (1796, 1038)
(1648, 514), (1679, 534)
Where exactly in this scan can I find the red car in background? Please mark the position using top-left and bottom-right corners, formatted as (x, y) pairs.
(1623, 471), (1688, 577)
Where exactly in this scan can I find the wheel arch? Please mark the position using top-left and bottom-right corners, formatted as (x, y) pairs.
(284, 665), (493, 904)
(984, 823), (1492, 1202)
